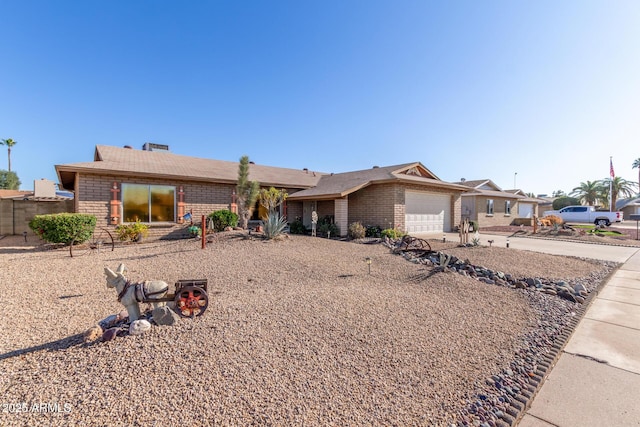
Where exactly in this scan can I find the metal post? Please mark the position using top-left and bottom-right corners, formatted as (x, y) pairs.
(201, 215), (206, 249)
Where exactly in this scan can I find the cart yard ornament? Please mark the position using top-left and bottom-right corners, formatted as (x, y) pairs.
(104, 264), (169, 321)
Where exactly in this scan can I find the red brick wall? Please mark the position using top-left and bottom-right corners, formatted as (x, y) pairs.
(347, 183), (461, 232)
(348, 183), (400, 229)
(78, 175), (314, 237)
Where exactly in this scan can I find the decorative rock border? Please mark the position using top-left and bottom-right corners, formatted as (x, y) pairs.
(382, 238), (617, 426)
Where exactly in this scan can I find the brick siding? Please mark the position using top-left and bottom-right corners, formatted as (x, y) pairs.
(75, 174), (304, 239)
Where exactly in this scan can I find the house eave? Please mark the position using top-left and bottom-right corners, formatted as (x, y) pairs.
(55, 165), (317, 191)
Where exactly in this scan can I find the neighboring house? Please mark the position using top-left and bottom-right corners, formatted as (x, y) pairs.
(504, 189), (543, 219)
(287, 163), (469, 236)
(0, 179), (73, 235)
(616, 197), (640, 219)
(453, 179), (526, 227)
(536, 196), (556, 217)
(54, 145), (469, 238)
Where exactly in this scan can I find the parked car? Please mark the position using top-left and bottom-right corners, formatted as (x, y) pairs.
(543, 205), (623, 227)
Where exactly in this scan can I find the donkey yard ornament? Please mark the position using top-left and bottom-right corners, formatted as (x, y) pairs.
(104, 263), (210, 320)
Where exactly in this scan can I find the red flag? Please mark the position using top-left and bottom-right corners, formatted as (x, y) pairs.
(610, 158), (615, 178)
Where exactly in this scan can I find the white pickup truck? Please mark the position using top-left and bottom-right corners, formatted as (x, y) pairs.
(543, 205), (623, 227)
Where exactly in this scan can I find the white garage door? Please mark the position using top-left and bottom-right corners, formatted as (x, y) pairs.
(405, 191), (450, 235)
(518, 203), (534, 218)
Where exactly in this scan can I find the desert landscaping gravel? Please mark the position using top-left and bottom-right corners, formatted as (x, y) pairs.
(0, 232), (616, 426)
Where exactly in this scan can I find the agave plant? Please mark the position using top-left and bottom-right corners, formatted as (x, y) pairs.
(263, 212), (288, 239)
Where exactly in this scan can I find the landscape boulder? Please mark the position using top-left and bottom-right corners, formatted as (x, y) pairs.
(129, 319), (152, 336)
(152, 306), (181, 326)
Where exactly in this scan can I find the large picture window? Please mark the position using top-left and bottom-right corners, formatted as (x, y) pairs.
(122, 184), (175, 223)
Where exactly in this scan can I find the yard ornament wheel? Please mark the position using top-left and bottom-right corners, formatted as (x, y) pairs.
(175, 285), (209, 317)
(70, 227), (115, 257)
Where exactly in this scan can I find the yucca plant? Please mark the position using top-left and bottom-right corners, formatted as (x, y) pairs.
(263, 212), (288, 239)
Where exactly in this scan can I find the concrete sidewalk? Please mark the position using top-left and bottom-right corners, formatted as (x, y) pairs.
(517, 249), (640, 426)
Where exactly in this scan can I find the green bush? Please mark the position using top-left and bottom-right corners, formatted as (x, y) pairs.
(288, 218), (307, 235)
(317, 215), (339, 237)
(552, 196), (580, 210)
(188, 225), (202, 237)
(365, 225), (382, 237)
(381, 228), (406, 240)
(29, 213), (96, 245)
(208, 210), (239, 232)
(348, 222), (366, 239)
(115, 220), (149, 242)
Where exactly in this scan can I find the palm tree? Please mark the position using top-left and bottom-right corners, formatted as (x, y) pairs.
(599, 176), (638, 211)
(570, 180), (602, 206)
(633, 158), (640, 195)
(0, 138), (17, 172)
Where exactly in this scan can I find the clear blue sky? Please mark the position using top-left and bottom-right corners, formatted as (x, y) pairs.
(2, 0), (639, 196)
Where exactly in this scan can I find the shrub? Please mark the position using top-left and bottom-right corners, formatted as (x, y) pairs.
(544, 215), (564, 225)
(188, 225), (202, 237)
(288, 218), (307, 235)
(348, 222), (366, 239)
(115, 220), (149, 242)
(381, 228), (406, 240)
(263, 212), (288, 239)
(208, 210), (239, 232)
(29, 213), (96, 245)
(552, 196), (580, 210)
(365, 225), (382, 237)
(317, 215), (339, 237)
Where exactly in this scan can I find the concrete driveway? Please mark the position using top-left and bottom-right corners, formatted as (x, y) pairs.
(440, 232), (639, 263)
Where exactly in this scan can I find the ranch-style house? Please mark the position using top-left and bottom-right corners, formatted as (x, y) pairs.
(55, 144), (472, 238)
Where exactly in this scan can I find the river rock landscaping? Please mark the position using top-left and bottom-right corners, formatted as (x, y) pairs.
(0, 232), (616, 426)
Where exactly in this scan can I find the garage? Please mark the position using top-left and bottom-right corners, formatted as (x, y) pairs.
(405, 191), (450, 234)
(518, 203), (534, 218)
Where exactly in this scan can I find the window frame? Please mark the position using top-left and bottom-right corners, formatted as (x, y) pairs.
(486, 198), (494, 215)
(121, 183), (176, 224)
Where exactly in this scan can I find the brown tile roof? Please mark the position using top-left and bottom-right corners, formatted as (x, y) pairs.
(0, 190), (32, 199)
(455, 179), (491, 188)
(56, 145), (324, 190)
(288, 163), (469, 200)
(453, 179), (524, 199)
(468, 189), (525, 199)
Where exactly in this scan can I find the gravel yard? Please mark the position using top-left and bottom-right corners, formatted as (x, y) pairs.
(0, 233), (615, 426)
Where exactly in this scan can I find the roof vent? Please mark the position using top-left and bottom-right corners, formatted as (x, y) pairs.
(249, 161), (255, 164)
(372, 165), (379, 168)
(460, 178), (466, 182)
(123, 145), (133, 149)
(303, 168), (308, 173)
